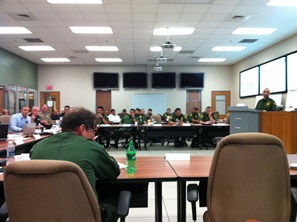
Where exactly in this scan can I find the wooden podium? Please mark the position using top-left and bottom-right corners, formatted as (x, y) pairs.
(261, 111), (297, 154)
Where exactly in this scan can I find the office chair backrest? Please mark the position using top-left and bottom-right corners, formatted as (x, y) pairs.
(0, 115), (10, 124)
(150, 114), (162, 124)
(4, 160), (102, 222)
(204, 132), (291, 222)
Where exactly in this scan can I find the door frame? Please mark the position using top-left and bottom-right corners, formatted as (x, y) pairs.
(211, 91), (230, 119)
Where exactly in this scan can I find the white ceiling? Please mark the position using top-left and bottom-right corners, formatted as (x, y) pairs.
(1, 0), (297, 65)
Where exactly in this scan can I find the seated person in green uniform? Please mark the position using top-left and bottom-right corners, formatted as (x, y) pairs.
(112, 109), (137, 148)
(255, 88), (277, 111)
(188, 107), (201, 148)
(169, 108), (188, 147)
(30, 108), (120, 222)
(145, 108), (153, 120)
(199, 106), (218, 147)
(162, 108), (171, 122)
(96, 106), (111, 148)
(134, 108), (147, 142)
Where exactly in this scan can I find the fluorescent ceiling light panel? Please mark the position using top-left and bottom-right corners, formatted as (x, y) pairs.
(69, 26), (113, 34)
(150, 46), (162, 52)
(267, 0), (297, 6)
(47, 0), (102, 3)
(95, 58), (122, 62)
(85, 46), (119, 51)
(153, 28), (195, 35)
(212, 46), (246, 51)
(150, 46), (182, 51)
(198, 58), (226, 62)
(173, 46), (182, 51)
(19, 46), (55, 51)
(0, 27), (32, 34)
(41, 58), (70, 62)
(232, 28), (276, 35)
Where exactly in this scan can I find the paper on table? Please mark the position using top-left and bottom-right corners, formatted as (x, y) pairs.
(290, 163), (297, 170)
(165, 153), (190, 160)
(117, 162), (126, 169)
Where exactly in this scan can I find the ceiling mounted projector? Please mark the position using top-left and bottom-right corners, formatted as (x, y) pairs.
(153, 65), (162, 71)
(156, 56), (167, 63)
(161, 41), (175, 49)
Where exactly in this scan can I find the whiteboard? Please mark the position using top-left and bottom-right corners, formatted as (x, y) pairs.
(132, 93), (167, 115)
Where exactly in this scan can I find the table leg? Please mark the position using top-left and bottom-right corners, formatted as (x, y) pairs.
(155, 181), (162, 222)
(177, 180), (186, 222)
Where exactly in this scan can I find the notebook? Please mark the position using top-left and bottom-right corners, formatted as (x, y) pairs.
(22, 123), (36, 136)
(0, 124), (9, 141)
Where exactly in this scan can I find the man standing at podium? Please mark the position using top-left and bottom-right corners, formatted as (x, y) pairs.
(255, 88), (276, 111)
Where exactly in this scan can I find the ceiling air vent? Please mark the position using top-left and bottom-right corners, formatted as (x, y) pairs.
(239, 39), (258, 43)
(23, 38), (43, 43)
(228, 15), (252, 22)
(9, 13), (37, 21)
(73, 50), (89, 54)
(178, 50), (195, 54)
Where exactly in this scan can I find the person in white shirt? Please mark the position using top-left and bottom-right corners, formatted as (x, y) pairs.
(108, 109), (121, 124)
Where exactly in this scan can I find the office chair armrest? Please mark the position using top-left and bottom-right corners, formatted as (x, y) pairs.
(117, 190), (131, 218)
(0, 202), (8, 220)
(290, 187), (297, 222)
(187, 184), (199, 203)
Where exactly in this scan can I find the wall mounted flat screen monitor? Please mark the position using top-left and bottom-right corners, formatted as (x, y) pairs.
(179, 72), (204, 88)
(152, 72), (176, 88)
(93, 72), (119, 88)
(240, 66), (259, 98)
(123, 72), (147, 88)
(260, 57), (286, 94)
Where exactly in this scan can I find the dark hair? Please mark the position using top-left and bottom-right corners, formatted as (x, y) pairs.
(111, 109), (115, 112)
(174, 108), (181, 112)
(61, 108), (98, 132)
(64, 105), (70, 109)
(135, 108), (141, 111)
(193, 107), (198, 110)
(97, 106), (104, 110)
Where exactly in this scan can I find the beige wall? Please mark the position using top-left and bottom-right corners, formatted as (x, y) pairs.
(38, 65), (233, 113)
(38, 32), (297, 112)
(232, 33), (297, 108)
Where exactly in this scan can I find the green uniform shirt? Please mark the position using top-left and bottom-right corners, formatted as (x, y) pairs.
(121, 114), (134, 124)
(170, 113), (188, 122)
(98, 113), (109, 124)
(30, 132), (120, 199)
(134, 114), (146, 125)
(200, 111), (217, 122)
(162, 112), (171, 121)
(255, 97), (276, 111)
(188, 112), (200, 123)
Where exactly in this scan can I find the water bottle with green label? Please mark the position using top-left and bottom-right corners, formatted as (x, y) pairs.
(126, 141), (136, 174)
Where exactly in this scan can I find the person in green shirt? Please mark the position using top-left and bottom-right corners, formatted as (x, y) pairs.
(112, 108), (137, 148)
(30, 108), (120, 222)
(96, 106), (111, 148)
(162, 108), (171, 122)
(199, 106), (217, 124)
(188, 107), (200, 148)
(255, 88), (277, 111)
(170, 108), (188, 147)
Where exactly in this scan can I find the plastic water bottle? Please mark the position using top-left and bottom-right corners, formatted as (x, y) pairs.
(6, 141), (15, 160)
(126, 141), (136, 174)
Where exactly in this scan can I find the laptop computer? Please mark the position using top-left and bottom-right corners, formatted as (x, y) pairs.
(0, 124), (9, 141)
(22, 123), (36, 136)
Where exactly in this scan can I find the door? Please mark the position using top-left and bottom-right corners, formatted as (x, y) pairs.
(96, 90), (111, 113)
(211, 91), (230, 119)
(186, 90), (201, 114)
(40, 91), (60, 114)
(0, 87), (4, 112)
